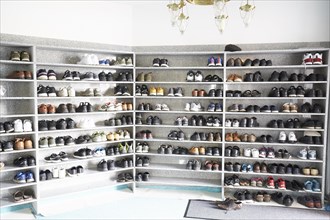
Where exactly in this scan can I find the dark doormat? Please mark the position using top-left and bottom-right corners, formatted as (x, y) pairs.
(184, 199), (330, 220)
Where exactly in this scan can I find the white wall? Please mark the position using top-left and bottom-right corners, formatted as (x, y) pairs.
(0, 1), (329, 46)
(131, 0), (330, 46)
(0, 1), (133, 46)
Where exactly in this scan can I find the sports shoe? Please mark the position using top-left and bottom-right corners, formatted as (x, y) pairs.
(312, 53), (323, 64)
(303, 53), (313, 65)
(37, 69), (48, 80)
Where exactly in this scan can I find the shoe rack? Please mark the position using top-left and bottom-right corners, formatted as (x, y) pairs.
(1, 41), (329, 212)
(134, 49), (329, 210)
(0, 42), (135, 212)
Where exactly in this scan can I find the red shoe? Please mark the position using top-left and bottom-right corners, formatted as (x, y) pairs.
(277, 178), (286, 190)
(266, 176), (275, 188)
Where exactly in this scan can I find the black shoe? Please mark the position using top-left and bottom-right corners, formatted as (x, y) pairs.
(302, 119), (315, 129)
(301, 102), (312, 113)
(312, 104), (322, 113)
(66, 118), (75, 129)
(316, 73), (325, 81)
(122, 86), (130, 96)
(277, 120), (284, 128)
(226, 58), (235, 67)
(306, 73), (317, 81)
(38, 120), (48, 131)
(56, 119), (67, 130)
(305, 89), (315, 97)
(76, 102), (87, 113)
(190, 132), (200, 141)
(279, 71), (289, 81)
(253, 71), (263, 82)
(98, 71), (106, 81)
(153, 58), (160, 67)
(117, 72), (127, 81)
(114, 86), (123, 96)
(296, 86), (305, 97)
(279, 87), (288, 97)
(266, 60), (272, 66)
(215, 89), (223, 97)
(208, 89), (215, 97)
(243, 59), (252, 66)
(285, 119), (294, 128)
(259, 59), (267, 66)
(269, 71), (280, 81)
(126, 72), (133, 81)
(106, 72), (114, 81)
(315, 89), (323, 97)
(313, 136), (322, 145)
(298, 73), (306, 81)
(258, 135), (267, 143)
(160, 59), (169, 67)
(260, 105), (271, 113)
(300, 136), (313, 144)
(293, 118), (301, 128)
(287, 86), (296, 97)
(252, 59), (260, 66)
(152, 116), (161, 125)
(268, 120), (278, 128)
(269, 87), (280, 97)
(244, 73), (253, 82)
(204, 75), (212, 82)
(234, 58), (243, 66)
(168, 130), (178, 140)
(289, 73), (298, 81)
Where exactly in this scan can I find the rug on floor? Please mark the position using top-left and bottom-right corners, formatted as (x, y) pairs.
(184, 199), (330, 220)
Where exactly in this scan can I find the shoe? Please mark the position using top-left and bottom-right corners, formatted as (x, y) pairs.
(312, 53), (323, 65)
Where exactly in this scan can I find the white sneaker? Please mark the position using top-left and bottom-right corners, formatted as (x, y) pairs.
(23, 119), (32, 132)
(184, 103), (191, 111)
(244, 148), (251, 157)
(90, 54), (99, 65)
(135, 143), (143, 153)
(58, 87), (68, 97)
(126, 57), (133, 66)
(190, 103), (199, 111)
(288, 132), (297, 143)
(297, 148), (307, 159)
(225, 119), (232, 127)
(251, 148), (259, 158)
(58, 168), (66, 179)
(161, 104), (170, 111)
(107, 103), (115, 111)
(313, 53), (323, 65)
(78, 54), (92, 65)
(155, 104), (162, 111)
(115, 103), (122, 111)
(67, 86), (75, 97)
(303, 53), (313, 65)
(124, 130), (131, 139)
(194, 71), (203, 82)
(232, 119), (239, 127)
(13, 119), (23, 132)
(77, 119), (90, 129)
(278, 131), (287, 143)
(52, 167), (59, 178)
(142, 143), (149, 153)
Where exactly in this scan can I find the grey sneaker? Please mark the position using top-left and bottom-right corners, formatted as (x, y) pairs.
(39, 137), (48, 148)
(48, 137), (56, 147)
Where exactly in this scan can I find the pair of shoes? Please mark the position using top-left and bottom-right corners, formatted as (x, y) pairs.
(271, 192), (294, 206)
(148, 87), (164, 96)
(269, 86), (304, 97)
(154, 103), (170, 111)
(300, 102), (322, 113)
(225, 146), (240, 157)
(242, 147), (260, 158)
(204, 160), (220, 171)
(36, 69), (57, 80)
(303, 179), (321, 192)
(136, 157), (150, 167)
(137, 103), (153, 111)
(258, 147), (276, 158)
(135, 172), (149, 181)
(243, 71), (263, 82)
(186, 159), (201, 170)
(227, 104), (245, 112)
(98, 71), (114, 81)
(175, 116), (189, 126)
(240, 133), (257, 142)
(185, 102), (204, 111)
(157, 144), (174, 154)
(186, 70), (203, 82)
(10, 51), (30, 62)
(66, 166), (84, 177)
(297, 147), (317, 160)
(57, 86), (76, 97)
(8, 70), (32, 79)
(278, 131), (297, 143)
(207, 103), (222, 112)
(38, 104), (56, 114)
(188, 146), (206, 155)
(281, 103), (298, 113)
(306, 73), (325, 81)
(153, 58), (168, 67)
(204, 74), (223, 82)
(115, 72), (133, 81)
(117, 172), (134, 182)
(13, 170), (35, 183)
(258, 134), (275, 143)
(207, 56), (222, 66)
(110, 57), (133, 66)
(136, 85), (149, 96)
(114, 86), (130, 96)
(168, 87), (183, 96)
(206, 116), (221, 127)
(97, 102), (132, 111)
(78, 54), (99, 65)
(269, 71), (289, 81)
(234, 190), (253, 202)
(79, 88), (101, 96)
(105, 115), (133, 126)
(136, 130), (153, 139)
(136, 72), (152, 82)
(168, 130), (185, 140)
(146, 115), (161, 125)
(225, 132), (241, 142)
(13, 156), (36, 167)
(97, 159), (115, 171)
(13, 189), (34, 203)
(191, 89), (207, 97)
(303, 52), (323, 65)
(44, 152), (68, 163)
(226, 74), (242, 82)
(298, 196), (322, 208)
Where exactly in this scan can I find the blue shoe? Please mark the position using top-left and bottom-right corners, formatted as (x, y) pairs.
(312, 179), (321, 192)
(13, 172), (26, 183)
(25, 171), (35, 183)
(247, 164), (253, 173)
(207, 103), (215, 112)
(215, 103), (223, 112)
(304, 180), (313, 191)
(241, 164), (247, 172)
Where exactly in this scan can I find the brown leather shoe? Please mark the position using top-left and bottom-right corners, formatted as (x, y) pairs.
(192, 89), (198, 97)
(260, 162), (268, 173)
(233, 75), (243, 82)
(122, 103), (128, 111)
(214, 132), (221, 142)
(290, 103), (298, 113)
(254, 162), (261, 172)
(127, 103), (133, 110)
(225, 133), (233, 142)
(240, 133), (248, 142)
(56, 103), (69, 113)
(38, 104), (48, 114)
(226, 74), (235, 82)
(189, 147), (199, 155)
(24, 139), (33, 149)
(233, 132), (241, 142)
(198, 89), (206, 97)
(14, 138), (24, 150)
(47, 104), (56, 114)
(24, 71), (32, 79)
(248, 134), (256, 142)
(199, 147), (205, 155)
(10, 71), (25, 79)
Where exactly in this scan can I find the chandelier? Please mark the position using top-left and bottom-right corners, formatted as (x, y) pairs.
(167, 0), (256, 34)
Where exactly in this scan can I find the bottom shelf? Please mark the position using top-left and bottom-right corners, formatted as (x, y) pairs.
(135, 176), (221, 188)
(0, 198), (37, 209)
